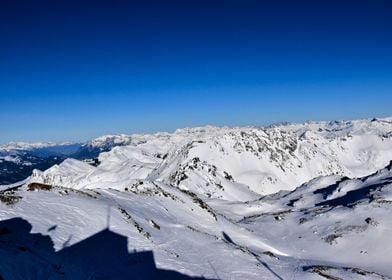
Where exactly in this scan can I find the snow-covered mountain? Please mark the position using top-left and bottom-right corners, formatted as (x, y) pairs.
(0, 136), (134, 185)
(0, 142), (79, 185)
(30, 117), (392, 198)
(1, 117), (392, 279)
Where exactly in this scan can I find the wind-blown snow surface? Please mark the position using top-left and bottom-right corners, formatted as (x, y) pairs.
(1, 117), (392, 279)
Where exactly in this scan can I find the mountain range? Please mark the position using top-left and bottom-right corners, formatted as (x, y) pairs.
(0, 117), (392, 279)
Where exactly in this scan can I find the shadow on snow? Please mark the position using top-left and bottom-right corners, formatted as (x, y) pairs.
(0, 217), (213, 280)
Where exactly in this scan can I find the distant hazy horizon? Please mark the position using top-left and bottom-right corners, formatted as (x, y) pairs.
(1, 114), (391, 145)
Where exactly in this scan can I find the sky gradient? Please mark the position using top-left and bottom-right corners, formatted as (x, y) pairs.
(1, 0), (391, 143)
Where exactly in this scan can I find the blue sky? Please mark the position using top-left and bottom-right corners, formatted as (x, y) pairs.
(0, 0), (391, 143)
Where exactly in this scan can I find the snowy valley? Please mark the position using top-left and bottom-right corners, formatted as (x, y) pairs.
(1, 117), (392, 279)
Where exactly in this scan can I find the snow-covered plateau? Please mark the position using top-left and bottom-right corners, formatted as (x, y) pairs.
(1, 117), (392, 279)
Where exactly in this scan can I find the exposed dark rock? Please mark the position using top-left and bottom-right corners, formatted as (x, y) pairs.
(28, 182), (53, 191)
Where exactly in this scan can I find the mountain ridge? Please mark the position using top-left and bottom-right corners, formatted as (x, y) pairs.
(0, 116), (392, 279)
(25, 116), (392, 198)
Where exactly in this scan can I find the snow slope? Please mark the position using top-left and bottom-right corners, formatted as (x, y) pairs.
(1, 162), (392, 279)
(0, 117), (392, 279)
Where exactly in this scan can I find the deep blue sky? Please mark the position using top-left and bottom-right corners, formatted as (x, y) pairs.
(1, 0), (391, 143)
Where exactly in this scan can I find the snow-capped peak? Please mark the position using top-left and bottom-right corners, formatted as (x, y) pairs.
(25, 116), (392, 198)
